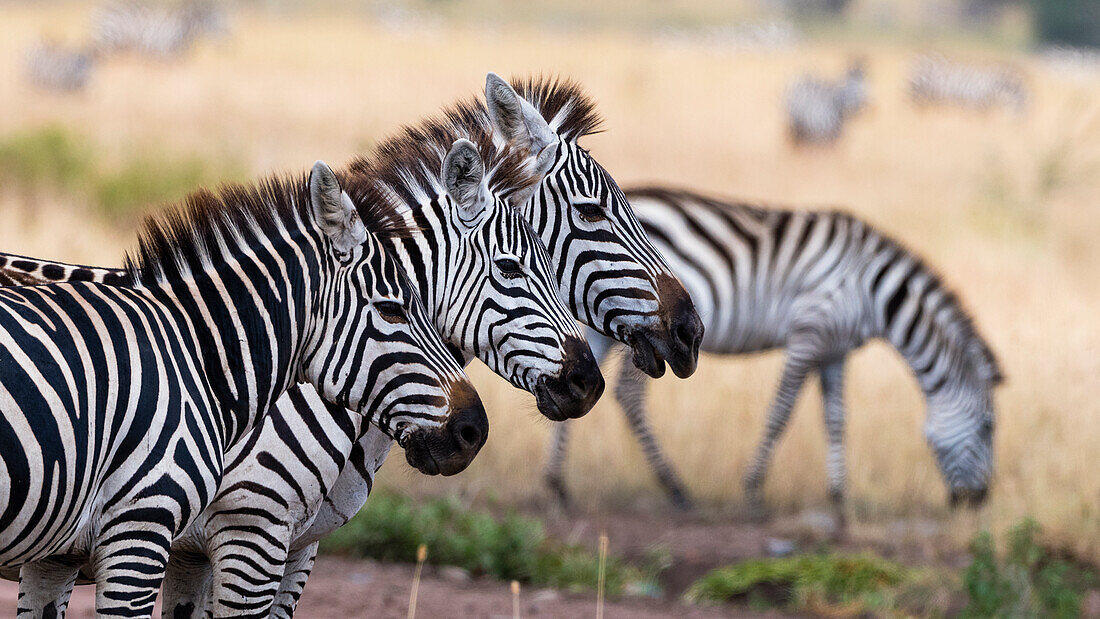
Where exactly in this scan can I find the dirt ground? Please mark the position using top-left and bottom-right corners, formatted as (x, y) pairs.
(0, 509), (971, 618)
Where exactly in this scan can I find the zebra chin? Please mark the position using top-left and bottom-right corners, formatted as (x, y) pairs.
(532, 337), (605, 421)
(949, 486), (989, 509)
(399, 381), (488, 476)
(623, 272), (704, 380)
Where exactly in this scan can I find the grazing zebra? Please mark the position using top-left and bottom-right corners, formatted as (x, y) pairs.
(2, 161), (485, 617)
(907, 53), (1027, 112)
(90, 0), (227, 59)
(1, 137), (596, 615)
(23, 39), (96, 92)
(546, 187), (1002, 518)
(785, 61), (867, 145)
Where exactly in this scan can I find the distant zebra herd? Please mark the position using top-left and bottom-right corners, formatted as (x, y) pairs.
(23, 0), (227, 92)
(1, 73), (1000, 616)
(785, 53), (1029, 145)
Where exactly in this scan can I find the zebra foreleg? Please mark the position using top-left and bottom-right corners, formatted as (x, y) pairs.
(207, 526), (290, 619)
(159, 550), (211, 619)
(17, 557), (82, 618)
(742, 349), (815, 522)
(270, 542), (319, 619)
(819, 355), (848, 536)
(615, 361), (693, 511)
(544, 421), (574, 510)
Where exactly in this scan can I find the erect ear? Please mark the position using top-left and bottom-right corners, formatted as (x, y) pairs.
(442, 139), (491, 228)
(309, 160), (366, 257)
(485, 72), (555, 154)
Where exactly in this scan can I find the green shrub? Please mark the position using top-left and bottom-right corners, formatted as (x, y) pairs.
(319, 491), (656, 596)
(1033, 0), (1100, 48)
(0, 125), (241, 223)
(684, 552), (909, 613)
(93, 155), (238, 221)
(0, 126), (92, 191)
(962, 519), (1096, 618)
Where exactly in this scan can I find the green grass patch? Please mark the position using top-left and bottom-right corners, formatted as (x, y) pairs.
(962, 519), (1096, 618)
(684, 551), (912, 614)
(318, 491), (659, 596)
(0, 126), (242, 223)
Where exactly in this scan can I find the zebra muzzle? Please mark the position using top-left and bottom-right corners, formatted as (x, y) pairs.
(532, 337), (605, 421)
(400, 381), (488, 476)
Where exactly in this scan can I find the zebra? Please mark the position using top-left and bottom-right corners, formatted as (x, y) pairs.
(545, 187), (1003, 520)
(1, 73), (702, 615)
(2, 160), (486, 617)
(90, 0), (228, 60)
(907, 53), (1028, 112)
(23, 39), (96, 92)
(785, 60), (867, 145)
(482, 74), (704, 382)
(1, 137), (597, 616)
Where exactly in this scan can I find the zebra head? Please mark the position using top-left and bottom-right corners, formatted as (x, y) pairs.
(435, 139), (603, 420)
(485, 74), (704, 379)
(302, 161), (487, 476)
(924, 343), (1002, 508)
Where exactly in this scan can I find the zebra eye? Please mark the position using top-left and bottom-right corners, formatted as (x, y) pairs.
(375, 301), (407, 324)
(494, 258), (524, 279)
(574, 200), (606, 223)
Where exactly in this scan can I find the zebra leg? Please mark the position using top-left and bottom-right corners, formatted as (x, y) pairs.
(17, 557), (82, 618)
(819, 355), (848, 536)
(92, 529), (173, 617)
(544, 421), (574, 510)
(616, 361), (693, 511)
(159, 550), (211, 619)
(270, 542), (319, 619)
(207, 526), (290, 618)
(742, 350), (815, 522)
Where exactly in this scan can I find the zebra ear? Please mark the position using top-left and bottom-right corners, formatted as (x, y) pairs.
(442, 139), (491, 229)
(485, 72), (555, 154)
(309, 160), (366, 257)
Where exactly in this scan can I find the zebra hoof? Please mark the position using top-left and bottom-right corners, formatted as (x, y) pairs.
(669, 488), (695, 512)
(546, 477), (573, 512)
(746, 496), (771, 524)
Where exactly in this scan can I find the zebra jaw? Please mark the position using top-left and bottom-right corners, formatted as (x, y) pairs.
(620, 326), (667, 379)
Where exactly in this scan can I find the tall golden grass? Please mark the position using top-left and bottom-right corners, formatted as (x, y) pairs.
(5, 3), (1100, 557)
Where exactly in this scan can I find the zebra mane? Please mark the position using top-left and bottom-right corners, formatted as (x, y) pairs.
(873, 226), (1004, 387)
(344, 103), (538, 213)
(509, 75), (604, 141)
(123, 171), (412, 286)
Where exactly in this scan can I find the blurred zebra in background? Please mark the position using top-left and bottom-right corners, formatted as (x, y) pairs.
(91, 0), (228, 59)
(546, 188), (1002, 525)
(23, 39), (96, 92)
(907, 53), (1028, 111)
(785, 60), (867, 145)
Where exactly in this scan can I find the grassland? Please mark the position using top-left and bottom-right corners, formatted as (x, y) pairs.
(5, 2), (1100, 563)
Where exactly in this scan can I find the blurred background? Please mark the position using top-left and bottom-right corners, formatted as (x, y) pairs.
(4, 0), (1100, 615)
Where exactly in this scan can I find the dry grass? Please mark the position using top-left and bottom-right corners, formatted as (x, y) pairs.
(5, 2), (1100, 558)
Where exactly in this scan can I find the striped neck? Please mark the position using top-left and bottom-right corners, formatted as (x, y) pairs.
(866, 233), (1000, 398)
(125, 176), (330, 447)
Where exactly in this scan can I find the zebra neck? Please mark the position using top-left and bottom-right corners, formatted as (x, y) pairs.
(145, 247), (314, 447)
(869, 246), (978, 397)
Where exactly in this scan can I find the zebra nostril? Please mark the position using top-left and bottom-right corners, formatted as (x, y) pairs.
(569, 372), (589, 398)
(675, 322), (693, 347)
(459, 423), (480, 447)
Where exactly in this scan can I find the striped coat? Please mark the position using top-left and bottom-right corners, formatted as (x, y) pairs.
(3, 162), (483, 617)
